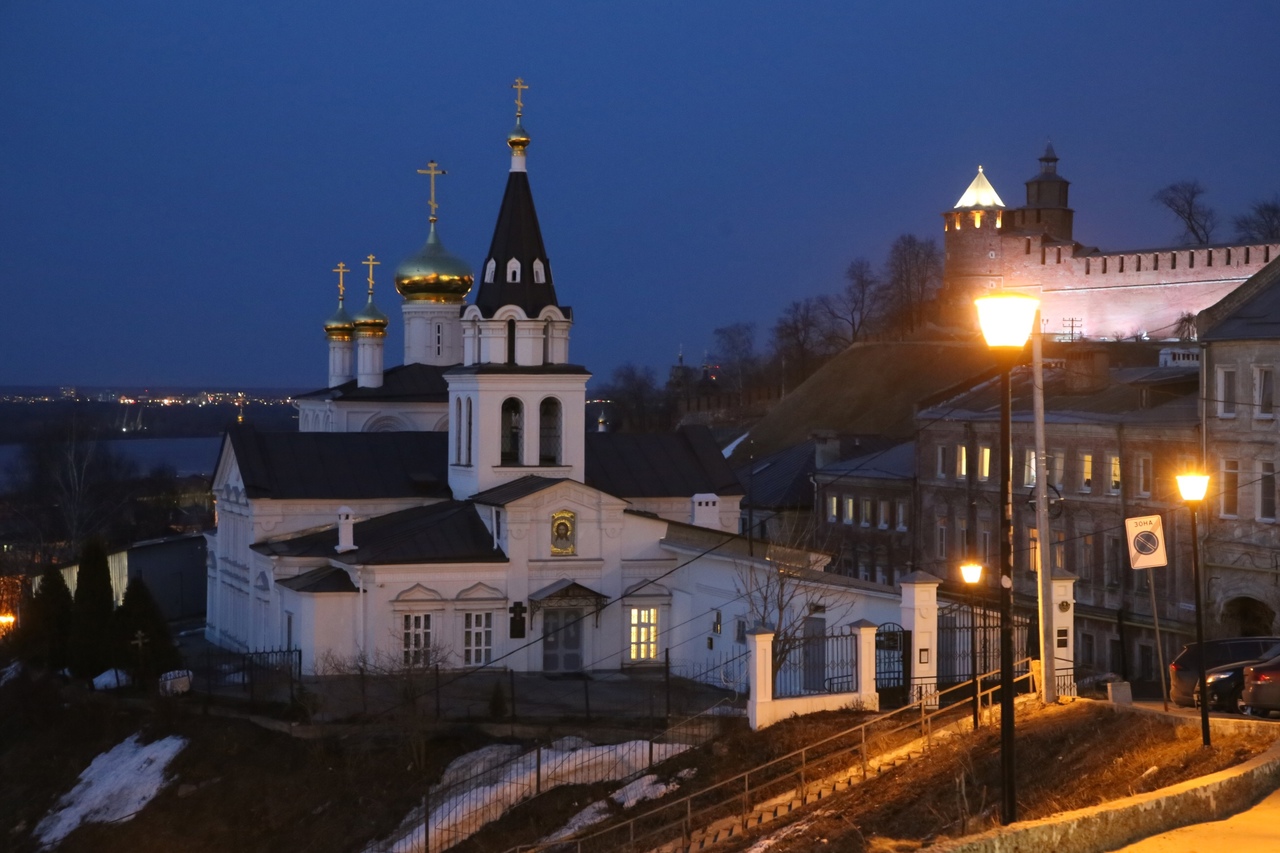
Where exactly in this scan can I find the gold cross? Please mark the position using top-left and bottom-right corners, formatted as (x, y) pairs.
(332, 261), (349, 300)
(512, 77), (528, 117)
(363, 254), (380, 294)
(416, 160), (446, 222)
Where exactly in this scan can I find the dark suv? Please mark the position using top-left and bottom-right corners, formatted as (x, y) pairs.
(1169, 637), (1280, 707)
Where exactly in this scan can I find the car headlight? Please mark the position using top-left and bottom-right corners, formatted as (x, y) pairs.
(1206, 670), (1236, 683)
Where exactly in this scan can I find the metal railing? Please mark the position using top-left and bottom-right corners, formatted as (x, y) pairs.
(504, 657), (1037, 853)
(773, 633), (857, 699)
(370, 699), (732, 853)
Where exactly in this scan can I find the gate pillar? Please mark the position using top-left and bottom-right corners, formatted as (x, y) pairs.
(851, 619), (879, 709)
(1052, 570), (1078, 692)
(747, 627), (775, 730)
(899, 570), (942, 706)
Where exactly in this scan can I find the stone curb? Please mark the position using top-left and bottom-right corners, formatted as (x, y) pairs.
(928, 700), (1280, 853)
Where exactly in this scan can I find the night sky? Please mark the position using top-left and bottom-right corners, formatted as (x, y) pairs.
(3, 1), (1278, 390)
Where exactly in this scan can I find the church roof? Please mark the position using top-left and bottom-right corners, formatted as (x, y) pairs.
(253, 501), (506, 565)
(471, 476), (569, 506)
(277, 566), (358, 593)
(585, 426), (744, 498)
(223, 426), (452, 500)
(474, 167), (560, 317)
(953, 166), (1005, 209)
(296, 362), (453, 402)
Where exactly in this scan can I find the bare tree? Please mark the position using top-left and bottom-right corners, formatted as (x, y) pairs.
(1174, 312), (1197, 341)
(818, 257), (880, 349)
(1233, 196), (1280, 243)
(712, 322), (759, 402)
(771, 298), (832, 391)
(595, 362), (668, 432)
(879, 235), (943, 336)
(1153, 180), (1217, 245)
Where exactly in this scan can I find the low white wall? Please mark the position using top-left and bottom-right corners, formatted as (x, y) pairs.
(750, 690), (879, 730)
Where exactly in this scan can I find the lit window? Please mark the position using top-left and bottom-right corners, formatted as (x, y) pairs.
(843, 496), (855, 525)
(978, 446), (991, 482)
(1079, 452), (1093, 493)
(956, 445), (967, 479)
(861, 498), (873, 528)
(1027, 527), (1039, 573)
(463, 612), (492, 666)
(1108, 455), (1121, 494)
(630, 607), (658, 661)
(826, 495), (838, 522)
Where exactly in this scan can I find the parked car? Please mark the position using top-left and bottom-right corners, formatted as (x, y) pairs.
(1168, 637), (1280, 707)
(1242, 657), (1280, 718)
(1195, 642), (1280, 712)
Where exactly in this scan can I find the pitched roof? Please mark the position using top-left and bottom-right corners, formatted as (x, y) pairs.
(254, 501), (506, 565)
(295, 362), (452, 402)
(1198, 255), (1280, 341)
(471, 476), (568, 506)
(737, 435), (898, 510)
(223, 426), (451, 500)
(818, 441), (916, 481)
(585, 425), (744, 498)
(954, 166), (1005, 209)
(277, 566), (358, 593)
(475, 169), (560, 317)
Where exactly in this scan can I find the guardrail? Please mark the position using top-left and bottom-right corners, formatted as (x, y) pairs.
(504, 657), (1038, 853)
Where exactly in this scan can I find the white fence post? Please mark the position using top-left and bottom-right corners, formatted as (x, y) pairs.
(899, 570), (941, 707)
(747, 627), (774, 731)
(851, 619), (879, 710)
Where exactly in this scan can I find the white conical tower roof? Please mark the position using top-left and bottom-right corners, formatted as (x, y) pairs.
(953, 166), (1005, 209)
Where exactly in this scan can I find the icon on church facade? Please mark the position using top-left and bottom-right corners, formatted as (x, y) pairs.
(551, 509), (576, 556)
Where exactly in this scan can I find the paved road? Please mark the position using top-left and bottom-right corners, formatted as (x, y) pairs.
(1112, 785), (1280, 851)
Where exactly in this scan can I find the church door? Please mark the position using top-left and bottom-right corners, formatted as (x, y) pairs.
(542, 608), (584, 672)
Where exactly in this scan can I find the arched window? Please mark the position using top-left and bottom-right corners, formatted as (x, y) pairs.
(539, 397), (562, 465)
(484, 259), (496, 283)
(454, 398), (463, 463)
(507, 258), (521, 283)
(464, 397), (473, 465)
(501, 398), (523, 465)
(532, 259), (546, 283)
(506, 319), (516, 365)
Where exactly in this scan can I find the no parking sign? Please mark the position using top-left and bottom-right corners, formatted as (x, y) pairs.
(1125, 515), (1168, 569)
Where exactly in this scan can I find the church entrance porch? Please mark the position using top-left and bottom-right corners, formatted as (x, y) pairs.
(542, 607), (584, 672)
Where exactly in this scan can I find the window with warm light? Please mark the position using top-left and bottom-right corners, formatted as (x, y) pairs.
(956, 445), (968, 479)
(1027, 527), (1040, 573)
(826, 495), (838, 522)
(1078, 452), (1093, 492)
(843, 496), (855, 525)
(979, 446), (991, 481)
(629, 607), (658, 661)
(1108, 455), (1122, 494)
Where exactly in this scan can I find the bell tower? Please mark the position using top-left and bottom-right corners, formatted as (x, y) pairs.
(446, 79), (589, 500)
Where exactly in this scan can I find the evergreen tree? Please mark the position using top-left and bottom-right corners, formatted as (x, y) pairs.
(24, 567), (74, 670)
(68, 540), (116, 678)
(114, 576), (182, 679)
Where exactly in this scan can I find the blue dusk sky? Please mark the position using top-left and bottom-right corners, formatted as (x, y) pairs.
(2, 1), (1278, 390)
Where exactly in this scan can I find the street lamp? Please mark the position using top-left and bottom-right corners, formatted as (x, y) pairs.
(1177, 473), (1212, 749)
(960, 561), (984, 732)
(975, 292), (1039, 825)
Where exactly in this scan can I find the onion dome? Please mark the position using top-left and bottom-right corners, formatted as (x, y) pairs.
(394, 222), (475, 303)
(324, 300), (354, 340)
(508, 116), (531, 155)
(352, 293), (388, 336)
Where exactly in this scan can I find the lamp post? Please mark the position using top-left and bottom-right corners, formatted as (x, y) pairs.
(961, 561), (984, 732)
(1177, 473), (1212, 748)
(975, 292), (1039, 826)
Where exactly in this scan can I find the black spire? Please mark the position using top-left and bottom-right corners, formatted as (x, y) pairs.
(475, 121), (559, 318)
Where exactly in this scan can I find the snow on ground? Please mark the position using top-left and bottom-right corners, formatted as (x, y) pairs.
(0, 661), (21, 687)
(542, 771), (688, 843)
(542, 801), (612, 842)
(742, 809), (832, 853)
(34, 733), (187, 849)
(92, 669), (131, 690)
(378, 738), (691, 853)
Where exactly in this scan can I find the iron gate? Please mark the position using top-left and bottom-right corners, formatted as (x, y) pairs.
(875, 621), (912, 708)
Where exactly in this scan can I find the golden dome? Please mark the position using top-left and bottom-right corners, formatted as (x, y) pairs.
(507, 117), (530, 154)
(352, 294), (388, 336)
(324, 301), (354, 340)
(394, 223), (475, 303)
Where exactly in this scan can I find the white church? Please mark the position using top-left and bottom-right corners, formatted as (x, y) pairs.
(206, 88), (903, 676)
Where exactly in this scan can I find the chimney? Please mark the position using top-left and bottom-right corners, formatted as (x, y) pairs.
(690, 493), (720, 528)
(811, 429), (840, 470)
(335, 506), (356, 553)
(1065, 346), (1109, 394)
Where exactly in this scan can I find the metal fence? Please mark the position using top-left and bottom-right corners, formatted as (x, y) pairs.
(669, 648), (750, 696)
(773, 631), (857, 698)
(370, 700), (731, 853)
(190, 648), (300, 706)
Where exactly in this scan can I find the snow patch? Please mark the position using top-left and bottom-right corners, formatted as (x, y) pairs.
(722, 432), (749, 458)
(611, 773), (677, 809)
(0, 661), (21, 687)
(92, 669), (131, 690)
(34, 733), (186, 849)
(542, 800), (611, 842)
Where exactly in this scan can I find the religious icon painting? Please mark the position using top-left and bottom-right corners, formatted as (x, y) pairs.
(551, 509), (576, 556)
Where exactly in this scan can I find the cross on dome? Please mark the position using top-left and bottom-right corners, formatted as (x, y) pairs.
(416, 160), (446, 223)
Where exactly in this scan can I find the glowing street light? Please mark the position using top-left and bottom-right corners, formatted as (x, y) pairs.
(960, 561), (984, 732)
(975, 291), (1038, 825)
(1177, 473), (1212, 748)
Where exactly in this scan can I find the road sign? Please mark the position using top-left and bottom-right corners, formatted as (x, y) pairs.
(1125, 515), (1167, 569)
